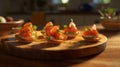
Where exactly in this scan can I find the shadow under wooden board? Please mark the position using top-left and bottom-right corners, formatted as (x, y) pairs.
(0, 33), (107, 60)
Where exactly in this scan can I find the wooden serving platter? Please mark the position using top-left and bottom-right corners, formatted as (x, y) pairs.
(0, 33), (107, 60)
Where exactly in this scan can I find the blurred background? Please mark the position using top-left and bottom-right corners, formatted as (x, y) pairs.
(0, 0), (119, 27)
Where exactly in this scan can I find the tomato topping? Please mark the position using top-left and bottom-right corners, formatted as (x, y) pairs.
(23, 22), (33, 28)
(50, 25), (59, 35)
(54, 31), (67, 40)
(44, 22), (54, 36)
(44, 22), (53, 30)
(18, 22), (35, 38)
(45, 27), (52, 36)
(64, 27), (70, 33)
(91, 30), (99, 36)
(83, 24), (99, 37)
(70, 27), (77, 33)
(54, 32), (60, 39)
(64, 22), (78, 34)
(83, 31), (98, 36)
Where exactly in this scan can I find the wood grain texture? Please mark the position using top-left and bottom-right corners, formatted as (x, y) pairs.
(0, 33), (107, 60)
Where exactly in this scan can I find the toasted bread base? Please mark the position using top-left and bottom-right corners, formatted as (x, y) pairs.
(15, 34), (33, 43)
(82, 35), (101, 43)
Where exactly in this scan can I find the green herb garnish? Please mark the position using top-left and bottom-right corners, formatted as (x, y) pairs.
(33, 25), (37, 30)
(46, 36), (53, 40)
(57, 29), (62, 33)
(67, 32), (74, 34)
(63, 24), (68, 28)
(85, 35), (95, 38)
(85, 27), (90, 31)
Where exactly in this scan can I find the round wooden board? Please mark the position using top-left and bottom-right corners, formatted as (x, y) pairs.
(0, 33), (107, 60)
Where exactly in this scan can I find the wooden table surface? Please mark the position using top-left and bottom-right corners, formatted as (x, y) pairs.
(0, 24), (120, 67)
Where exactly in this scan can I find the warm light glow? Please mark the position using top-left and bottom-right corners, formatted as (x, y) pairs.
(61, 0), (69, 4)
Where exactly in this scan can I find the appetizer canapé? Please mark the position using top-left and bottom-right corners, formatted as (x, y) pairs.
(15, 22), (38, 43)
(42, 22), (53, 36)
(82, 24), (100, 42)
(64, 19), (78, 38)
(43, 22), (67, 44)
